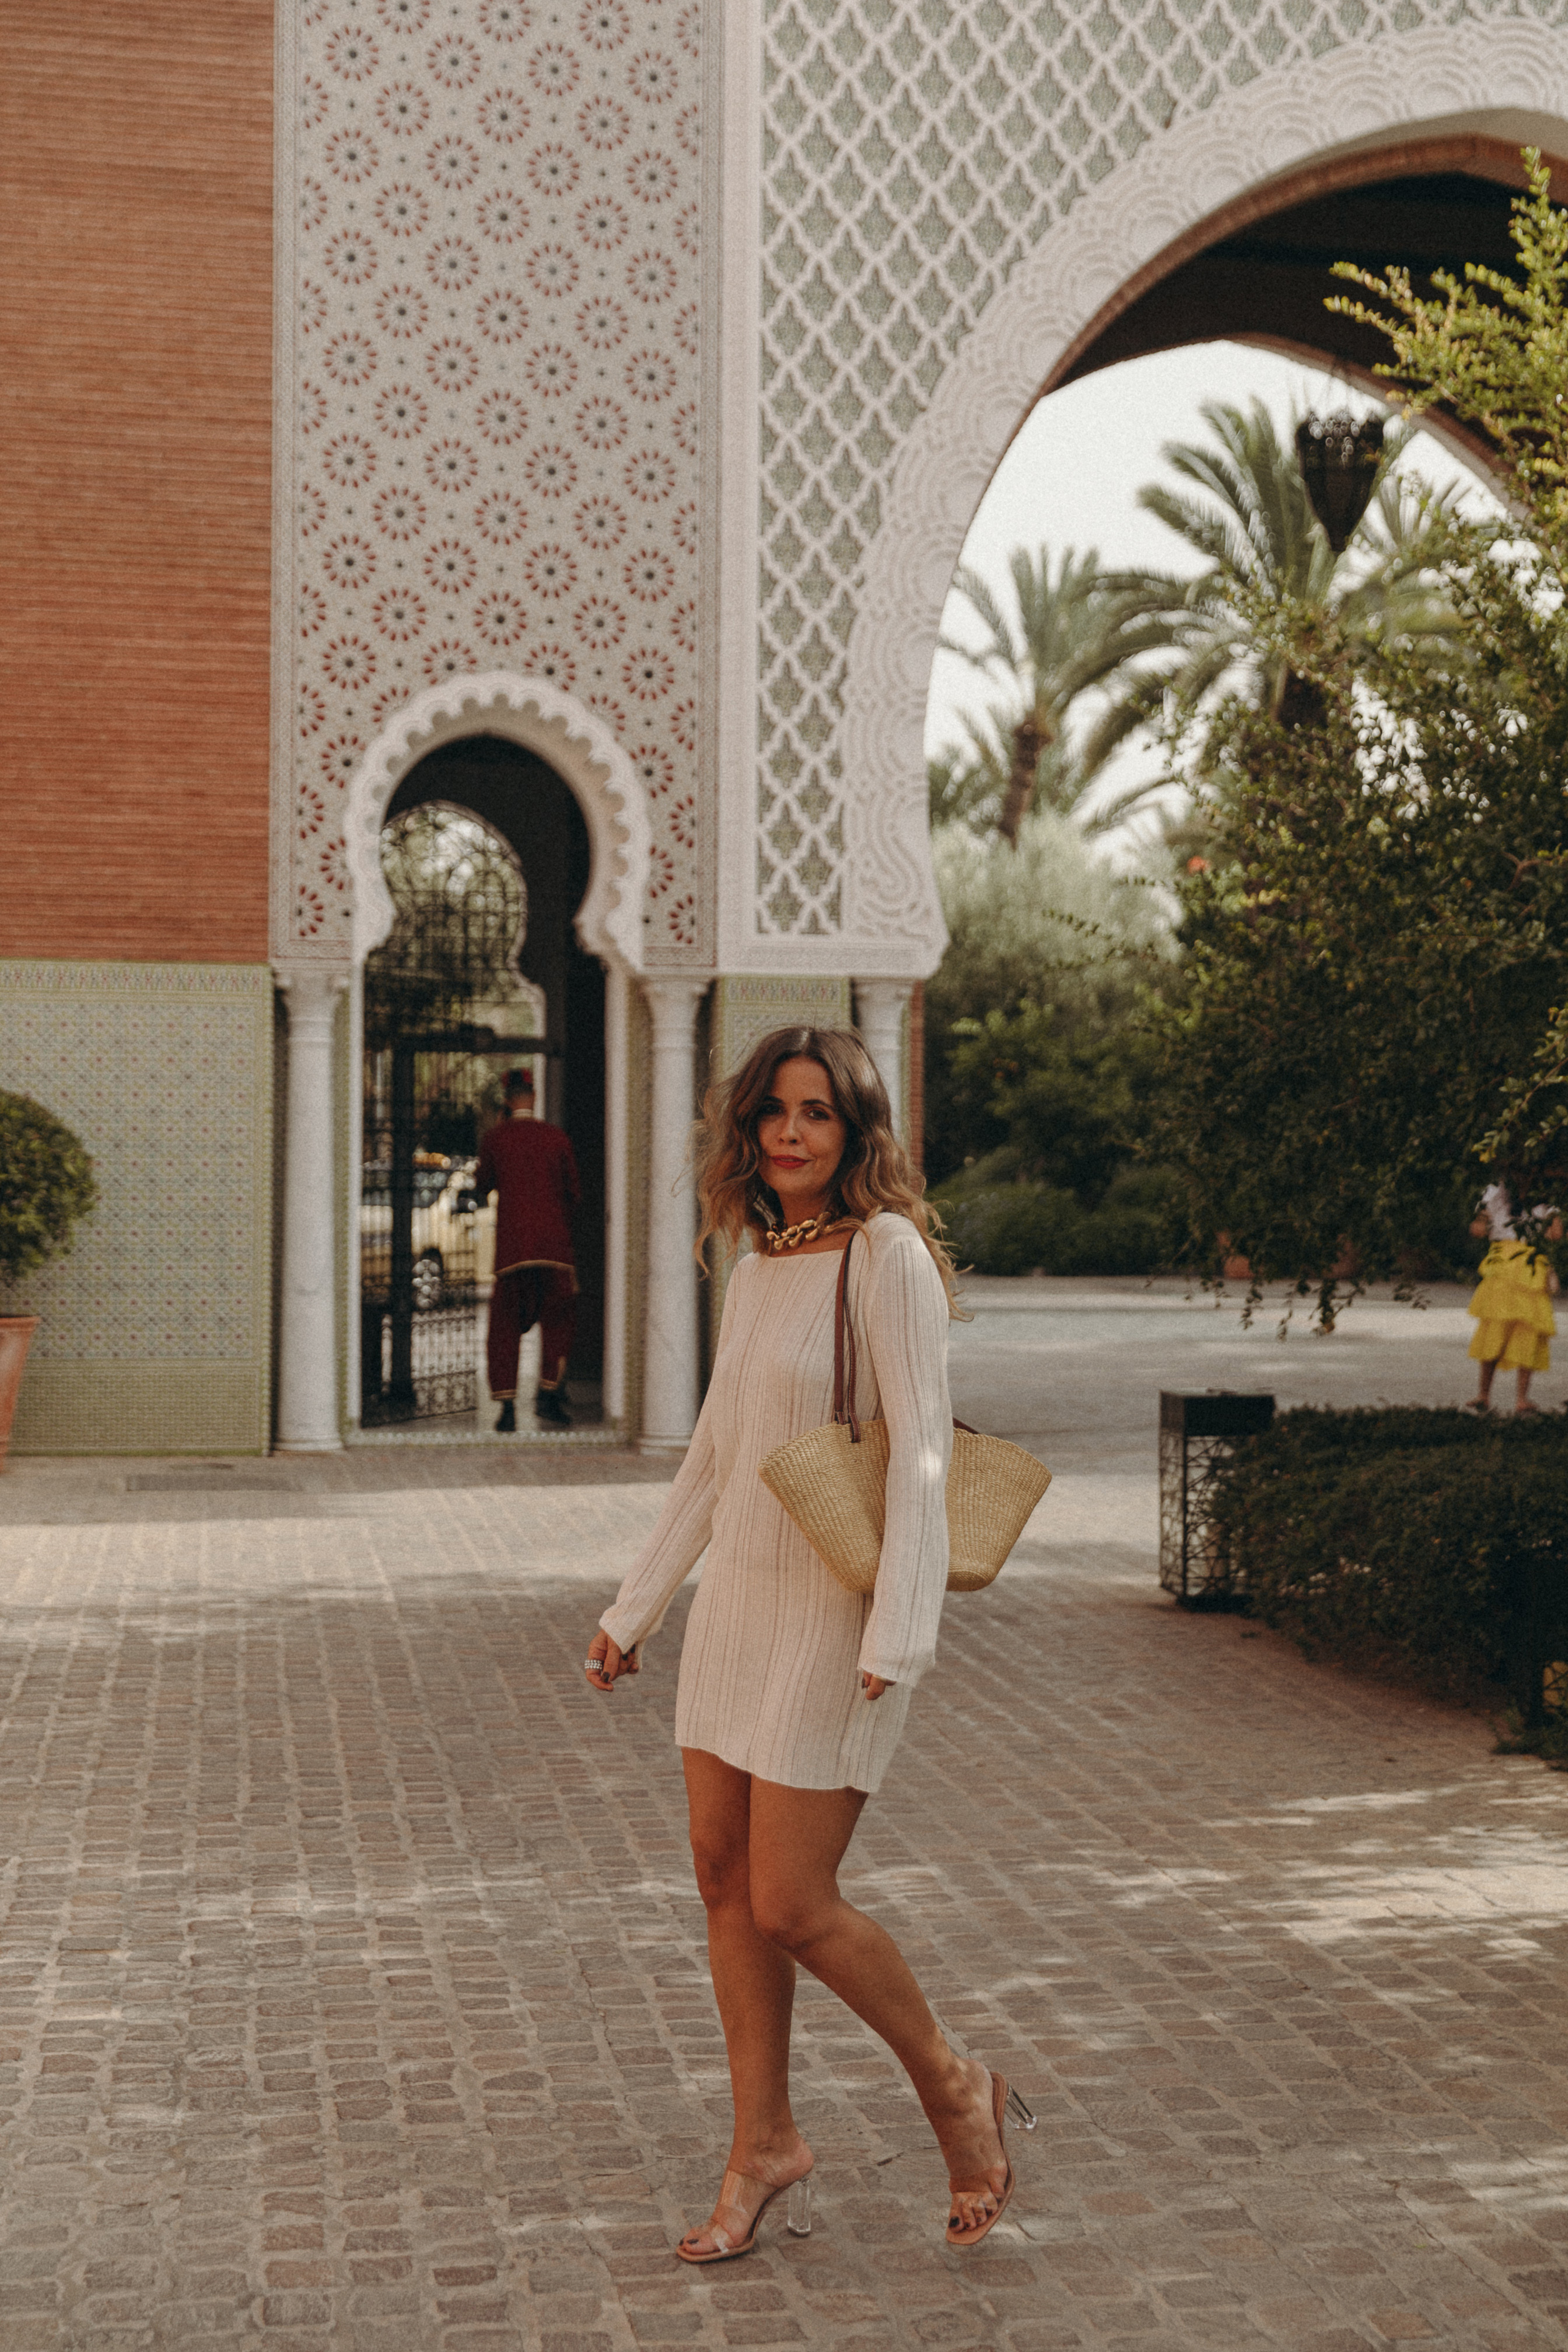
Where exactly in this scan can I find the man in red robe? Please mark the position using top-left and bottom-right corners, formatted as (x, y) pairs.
(475, 1068), (579, 1429)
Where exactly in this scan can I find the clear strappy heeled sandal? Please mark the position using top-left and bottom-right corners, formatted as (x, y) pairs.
(676, 2165), (814, 2264)
(946, 2074), (1035, 2248)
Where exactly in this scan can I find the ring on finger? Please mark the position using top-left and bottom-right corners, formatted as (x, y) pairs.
(586, 1657), (609, 1676)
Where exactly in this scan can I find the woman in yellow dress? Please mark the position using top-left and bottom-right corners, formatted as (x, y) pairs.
(1466, 1182), (1563, 1413)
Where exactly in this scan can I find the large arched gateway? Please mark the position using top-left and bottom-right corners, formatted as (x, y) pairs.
(5, 6), (1567, 1457)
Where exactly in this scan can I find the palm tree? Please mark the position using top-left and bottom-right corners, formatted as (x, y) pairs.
(937, 547), (1182, 844)
(1132, 398), (1461, 729)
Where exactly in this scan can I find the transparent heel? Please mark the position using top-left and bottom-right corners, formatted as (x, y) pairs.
(786, 2176), (813, 2236)
(1005, 2085), (1037, 2133)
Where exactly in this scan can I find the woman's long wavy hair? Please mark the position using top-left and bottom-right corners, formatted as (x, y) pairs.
(695, 1025), (960, 1311)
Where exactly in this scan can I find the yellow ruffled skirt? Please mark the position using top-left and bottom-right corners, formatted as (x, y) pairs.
(1468, 1240), (1556, 1373)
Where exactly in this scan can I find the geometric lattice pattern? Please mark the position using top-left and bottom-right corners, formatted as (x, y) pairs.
(754, 0), (1471, 935)
(291, 0), (706, 960)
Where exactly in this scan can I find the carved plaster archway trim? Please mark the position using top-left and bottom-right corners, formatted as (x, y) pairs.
(838, 25), (1568, 978)
(342, 671), (652, 975)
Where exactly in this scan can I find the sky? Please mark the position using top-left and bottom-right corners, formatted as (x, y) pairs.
(922, 339), (1501, 834)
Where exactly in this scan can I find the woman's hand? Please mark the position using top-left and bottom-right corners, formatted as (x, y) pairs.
(585, 1632), (639, 1692)
(860, 1671), (891, 1702)
(1469, 1216), (1490, 1240)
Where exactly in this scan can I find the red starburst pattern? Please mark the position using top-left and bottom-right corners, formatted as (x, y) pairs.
(426, 338), (480, 393)
(297, 779), (327, 834)
(668, 698), (698, 752)
(300, 279), (328, 334)
(427, 33), (482, 88)
(474, 591), (527, 647)
(477, 189), (529, 244)
(623, 446), (675, 503)
(300, 177), (328, 232)
(369, 683), (412, 730)
(426, 237), (480, 291)
(674, 5), (701, 60)
(575, 396), (629, 452)
(374, 280), (429, 338)
(526, 144), (582, 198)
(299, 687), (328, 739)
(326, 24), (380, 80)
(670, 598), (697, 653)
(674, 200), (700, 257)
(627, 50), (676, 104)
(576, 195), (630, 251)
(585, 690), (629, 738)
(326, 127), (381, 181)
(322, 433), (376, 486)
(474, 490), (527, 543)
(324, 230), (379, 285)
(323, 635), (378, 690)
(527, 44), (580, 99)
(423, 637), (478, 682)
(372, 484), (428, 537)
(522, 344), (579, 400)
(574, 596), (626, 651)
(476, 288), (528, 344)
(375, 81), (431, 136)
(300, 382), (329, 435)
(375, 182), (430, 239)
(626, 150), (678, 206)
(373, 382), (429, 438)
(674, 102), (701, 159)
(671, 302), (699, 358)
(648, 844), (676, 898)
(621, 644), (674, 701)
(300, 482), (328, 536)
(664, 894), (698, 947)
(424, 539), (479, 596)
(576, 293), (629, 348)
(574, 495), (628, 551)
(302, 75), (330, 130)
(521, 543), (578, 600)
(478, 0), (531, 39)
(671, 401), (699, 455)
(323, 535), (377, 590)
(522, 443), (579, 499)
(663, 793), (698, 849)
(523, 641), (578, 691)
(625, 349), (675, 404)
(424, 439), (480, 491)
(477, 88), (530, 144)
(623, 545), (673, 601)
(670, 501), (698, 555)
(425, 134), (480, 190)
(576, 94), (631, 152)
(632, 743), (675, 796)
(625, 249), (676, 304)
(475, 390), (527, 445)
(376, 0), (429, 28)
(523, 246), (580, 300)
(324, 332), (379, 386)
(320, 734), (363, 786)
(579, 0), (629, 48)
(371, 587), (429, 640)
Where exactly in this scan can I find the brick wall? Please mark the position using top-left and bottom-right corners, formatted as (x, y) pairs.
(0, 3), (274, 963)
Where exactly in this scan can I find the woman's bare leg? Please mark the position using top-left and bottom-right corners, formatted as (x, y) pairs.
(746, 1778), (1008, 2233)
(1516, 1364), (1536, 1412)
(680, 1750), (811, 2252)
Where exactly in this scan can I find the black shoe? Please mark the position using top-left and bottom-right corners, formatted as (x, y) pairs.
(494, 1400), (516, 1433)
(534, 1386), (572, 1427)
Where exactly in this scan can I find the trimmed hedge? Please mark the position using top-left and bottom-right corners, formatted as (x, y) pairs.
(0, 1091), (97, 1292)
(1205, 1407), (1568, 1715)
(932, 1156), (1180, 1278)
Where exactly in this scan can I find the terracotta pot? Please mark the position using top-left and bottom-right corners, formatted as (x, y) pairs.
(0, 1317), (38, 1473)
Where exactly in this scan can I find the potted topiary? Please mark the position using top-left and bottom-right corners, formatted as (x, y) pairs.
(0, 1091), (98, 1470)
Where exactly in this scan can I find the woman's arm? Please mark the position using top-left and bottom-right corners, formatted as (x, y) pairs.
(856, 1222), (953, 1688)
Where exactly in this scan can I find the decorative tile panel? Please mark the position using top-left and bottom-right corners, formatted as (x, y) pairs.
(286, 0), (713, 965)
(751, 0), (1530, 938)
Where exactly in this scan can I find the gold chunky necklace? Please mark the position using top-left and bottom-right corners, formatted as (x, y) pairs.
(763, 1212), (844, 1254)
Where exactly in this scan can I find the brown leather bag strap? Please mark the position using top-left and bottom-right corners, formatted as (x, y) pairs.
(832, 1226), (862, 1443)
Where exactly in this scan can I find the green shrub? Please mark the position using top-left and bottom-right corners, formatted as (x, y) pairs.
(931, 1165), (1175, 1276)
(0, 1093), (98, 1292)
(1206, 1406), (1568, 1710)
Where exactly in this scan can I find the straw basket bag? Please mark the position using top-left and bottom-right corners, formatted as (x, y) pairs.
(759, 1227), (1051, 1595)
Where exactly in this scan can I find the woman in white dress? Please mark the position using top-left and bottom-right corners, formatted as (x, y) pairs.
(584, 1026), (1032, 2260)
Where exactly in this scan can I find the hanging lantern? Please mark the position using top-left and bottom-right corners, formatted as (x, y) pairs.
(1294, 411), (1385, 552)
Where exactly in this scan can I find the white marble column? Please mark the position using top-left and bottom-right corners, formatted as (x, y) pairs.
(853, 978), (915, 1142)
(640, 977), (706, 1452)
(275, 967), (346, 1452)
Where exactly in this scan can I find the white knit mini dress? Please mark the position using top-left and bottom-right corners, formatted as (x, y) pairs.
(599, 1210), (953, 1794)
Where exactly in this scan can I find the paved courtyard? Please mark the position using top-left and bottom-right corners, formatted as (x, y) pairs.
(0, 1280), (1565, 2351)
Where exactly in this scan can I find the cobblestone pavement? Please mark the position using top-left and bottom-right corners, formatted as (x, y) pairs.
(1, 1286), (1566, 2351)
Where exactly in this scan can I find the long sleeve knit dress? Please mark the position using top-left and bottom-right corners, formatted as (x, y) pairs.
(599, 1210), (953, 1794)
